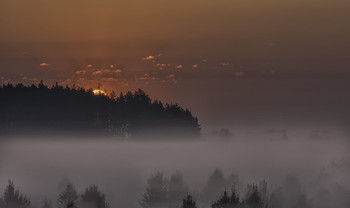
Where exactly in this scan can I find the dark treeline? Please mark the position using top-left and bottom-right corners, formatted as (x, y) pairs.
(0, 180), (108, 208)
(138, 169), (313, 208)
(0, 169), (317, 208)
(0, 82), (200, 139)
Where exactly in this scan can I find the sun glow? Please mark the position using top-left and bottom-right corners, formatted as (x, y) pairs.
(93, 89), (106, 95)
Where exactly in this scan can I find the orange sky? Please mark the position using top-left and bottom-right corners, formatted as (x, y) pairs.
(1, 0), (350, 130)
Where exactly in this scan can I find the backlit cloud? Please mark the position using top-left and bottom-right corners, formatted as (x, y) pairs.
(75, 70), (86, 75)
(102, 77), (118, 82)
(143, 55), (155, 60)
(91, 69), (122, 76)
(92, 70), (103, 75)
(39, 62), (50, 67)
(176, 64), (183, 69)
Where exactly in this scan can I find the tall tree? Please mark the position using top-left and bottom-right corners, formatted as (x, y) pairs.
(202, 169), (227, 204)
(168, 171), (188, 207)
(2, 180), (31, 208)
(57, 184), (79, 208)
(140, 172), (168, 208)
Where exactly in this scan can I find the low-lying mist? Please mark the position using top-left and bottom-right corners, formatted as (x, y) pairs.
(1, 131), (350, 208)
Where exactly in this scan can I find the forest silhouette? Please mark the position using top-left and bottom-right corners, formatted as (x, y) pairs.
(0, 81), (200, 139)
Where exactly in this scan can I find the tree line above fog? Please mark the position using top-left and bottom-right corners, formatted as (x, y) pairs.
(0, 81), (200, 139)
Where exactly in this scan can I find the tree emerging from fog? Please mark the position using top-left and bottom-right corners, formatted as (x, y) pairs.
(140, 173), (168, 208)
(0, 180), (31, 208)
(202, 169), (229, 204)
(140, 172), (188, 208)
(181, 195), (197, 208)
(80, 185), (109, 208)
(211, 190), (240, 208)
(57, 184), (79, 208)
(168, 172), (189, 207)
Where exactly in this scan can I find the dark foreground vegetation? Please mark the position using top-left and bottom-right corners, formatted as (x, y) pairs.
(0, 82), (200, 139)
(0, 169), (323, 208)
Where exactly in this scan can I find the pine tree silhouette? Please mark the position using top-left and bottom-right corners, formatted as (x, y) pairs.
(244, 184), (263, 208)
(140, 173), (168, 208)
(80, 185), (109, 208)
(2, 180), (31, 208)
(168, 171), (188, 207)
(202, 169), (227, 204)
(57, 184), (79, 208)
(181, 195), (197, 208)
(211, 189), (240, 208)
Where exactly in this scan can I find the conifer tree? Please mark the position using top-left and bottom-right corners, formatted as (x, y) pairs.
(181, 195), (197, 208)
(80, 185), (109, 208)
(140, 172), (168, 208)
(57, 184), (79, 208)
(2, 180), (31, 208)
(211, 189), (240, 208)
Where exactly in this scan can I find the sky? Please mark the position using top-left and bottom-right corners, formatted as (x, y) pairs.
(1, 0), (350, 130)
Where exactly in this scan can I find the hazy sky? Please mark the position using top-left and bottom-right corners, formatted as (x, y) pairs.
(1, 0), (350, 130)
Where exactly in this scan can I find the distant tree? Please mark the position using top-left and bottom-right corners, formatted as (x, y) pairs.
(181, 195), (197, 208)
(57, 184), (79, 208)
(1, 180), (31, 208)
(202, 169), (227, 203)
(80, 185), (109, 208)
(168, 171), (188, 207)
(140, 172), (168, 208)
(227, 174), (242, 193)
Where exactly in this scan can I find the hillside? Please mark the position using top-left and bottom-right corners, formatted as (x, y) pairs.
(0, 82), (201, 139)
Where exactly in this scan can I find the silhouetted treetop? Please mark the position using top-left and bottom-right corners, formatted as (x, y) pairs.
(1, 180), (31, 208)
(57, 184), (79, 208)
(0, 81), (201, 139)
